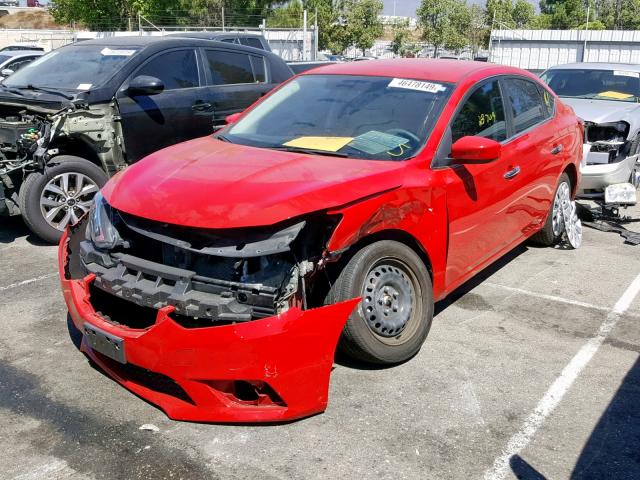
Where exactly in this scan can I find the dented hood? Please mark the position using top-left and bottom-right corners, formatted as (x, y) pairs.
(561, 97), (640, 125)
(102, 136), (405, 228)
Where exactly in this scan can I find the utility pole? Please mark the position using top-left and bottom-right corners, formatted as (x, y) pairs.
(221, 7), (225, 31)
(314, 7), (318, 61)
(393, 0), (397, 17)
(583, 3), (590, 61)
(303, 9), (308, 61)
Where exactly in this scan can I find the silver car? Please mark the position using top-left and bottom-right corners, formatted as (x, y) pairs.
(0, 50), (44, 81)
(541, 63), (640, 198)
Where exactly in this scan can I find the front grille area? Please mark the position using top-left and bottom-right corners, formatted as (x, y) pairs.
(81, 240), (280, 326)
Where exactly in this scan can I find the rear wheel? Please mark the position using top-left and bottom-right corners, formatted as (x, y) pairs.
(18, 156), (107, 244)
(326, 240), (433, 365)
(530, 172), (571, 246)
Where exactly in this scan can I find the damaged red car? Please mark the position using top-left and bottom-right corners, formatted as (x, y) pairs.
(59, 59), (583, 423)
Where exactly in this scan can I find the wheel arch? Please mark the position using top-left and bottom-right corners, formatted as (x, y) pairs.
(563, 162), (578, 198)
(49, 137), (103, 170)
(338, 229), (433, 281)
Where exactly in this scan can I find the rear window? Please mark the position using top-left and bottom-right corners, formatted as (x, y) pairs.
(503, 78), (549, 134)
(241, 37), (265, 50)
(206, 50), (255, 85)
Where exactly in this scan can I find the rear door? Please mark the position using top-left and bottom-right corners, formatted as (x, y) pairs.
(499, 76), (562, 234)
(116, 48), (212, 162)
(443, 78), (525, 287)
(200, 48), (273, 128)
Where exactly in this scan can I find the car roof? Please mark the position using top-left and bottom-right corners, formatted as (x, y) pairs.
(0, 50), (44, 57)
(169, 31), (265, 39)
(303, 58), (525, 83)
(547, 62), (640, 72)
(76, 35), (237, 48)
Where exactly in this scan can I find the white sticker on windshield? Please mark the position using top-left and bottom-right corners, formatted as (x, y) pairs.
(100, 47), (136, 57)
(77, 83), (92, 90)
(614, 70), (640, 78)
(388, 78), (446, 93)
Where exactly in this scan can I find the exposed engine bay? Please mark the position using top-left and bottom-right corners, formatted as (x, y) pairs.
(583, 121), (632, 165)
(65, 200), (340, 330)
(0, 100), (125, 215)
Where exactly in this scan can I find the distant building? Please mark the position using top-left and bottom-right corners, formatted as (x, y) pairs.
(378, 15), (418, 29)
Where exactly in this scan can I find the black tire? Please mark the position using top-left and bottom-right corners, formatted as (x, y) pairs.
(326, 240), (433, 365)
(530, 172), (571, 246)
(18, 156), (108, 244)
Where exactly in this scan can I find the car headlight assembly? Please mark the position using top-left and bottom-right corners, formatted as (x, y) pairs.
(86, 192), (123, 250)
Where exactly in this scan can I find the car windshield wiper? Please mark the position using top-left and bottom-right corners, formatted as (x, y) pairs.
(0, 84), (24, 96)
(216, 133), (232, 143)
(19, 84), (74, 100)
(267, 145), (349, 158)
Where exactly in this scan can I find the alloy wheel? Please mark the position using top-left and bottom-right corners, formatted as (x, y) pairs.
(39, 172), (98, 231)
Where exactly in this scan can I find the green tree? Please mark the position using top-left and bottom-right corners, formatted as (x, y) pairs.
(486, 0), (514, 27)
(418, 0), (470, 57)
(512, 0), (534, 27)
(390, 19), (411, 56)
(343, 0), (384, 55)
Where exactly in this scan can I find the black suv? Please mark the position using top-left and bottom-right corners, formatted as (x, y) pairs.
(0, 36), (293, 242)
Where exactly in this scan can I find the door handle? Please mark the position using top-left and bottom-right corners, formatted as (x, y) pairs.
(504, 166), (521, 179)
(551, 145), (563, 155)
(192, 102), (213, 112)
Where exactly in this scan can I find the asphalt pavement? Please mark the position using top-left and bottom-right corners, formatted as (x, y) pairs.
(1, 206), (639, 480)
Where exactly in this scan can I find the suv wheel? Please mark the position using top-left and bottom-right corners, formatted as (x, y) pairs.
(18, 156), (108, 244)
(326, 240), (433, 365)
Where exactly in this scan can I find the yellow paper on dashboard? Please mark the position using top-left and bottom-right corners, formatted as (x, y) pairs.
(284, 136), (353, 152)
(597, 91), (634, 100)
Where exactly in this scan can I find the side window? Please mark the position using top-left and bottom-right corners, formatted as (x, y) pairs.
(6, 57), (34, 71)
(540, 87), (555, 118)
(242, 37), (265, 50)
(220, 38), (237, 44)
(136, 50), (199, 90)
(451, 80), (507, 143)
(503, 78), (549, 135)
(250, 56), (266, 83)
(206, 50), (255, 85)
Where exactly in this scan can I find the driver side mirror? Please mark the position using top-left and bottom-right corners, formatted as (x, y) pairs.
(1, 68), (14, 77)
(127, 75), (164, 96)
(225, 112), (243, 125)
(450, 136), (501, 163)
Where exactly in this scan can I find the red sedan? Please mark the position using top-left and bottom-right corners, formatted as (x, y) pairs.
(59, 59), (583, 423)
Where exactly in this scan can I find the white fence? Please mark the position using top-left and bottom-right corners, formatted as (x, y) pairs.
(0, 27), (318, 61)
(490, 29), (640, 71)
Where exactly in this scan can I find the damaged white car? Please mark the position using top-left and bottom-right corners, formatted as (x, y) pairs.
(541, 63), (640, 205)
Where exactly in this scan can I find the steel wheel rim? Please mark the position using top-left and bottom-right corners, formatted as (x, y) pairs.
(552, 181), (571, 237)
(361, 258), (420, 345)
(39, 172), (98, 231)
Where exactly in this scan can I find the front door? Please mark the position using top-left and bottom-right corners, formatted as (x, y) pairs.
(117, 48), (213, 162)
(443, 78), (524, 288)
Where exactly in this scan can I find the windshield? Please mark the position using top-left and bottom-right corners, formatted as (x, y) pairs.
(541, 68), (640, 102)
(225, 74), (452, 160)
(4, 45), (140, 91)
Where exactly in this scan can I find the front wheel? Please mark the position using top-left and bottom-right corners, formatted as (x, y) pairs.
(18, 156), (107, 244)
(326, 240), (433, 365)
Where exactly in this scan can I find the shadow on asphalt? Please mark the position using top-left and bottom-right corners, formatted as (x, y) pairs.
(509, 357), (640, 479)
(0, 215), (49, 246)
(336, 244), (529, 371)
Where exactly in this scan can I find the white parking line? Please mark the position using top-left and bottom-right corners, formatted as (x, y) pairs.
(0, 273), (57, 292)
(483, 273), (640, 480)
(483, 282), (610, 312)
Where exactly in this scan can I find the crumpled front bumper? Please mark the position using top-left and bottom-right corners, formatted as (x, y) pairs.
(59, 231), (359, 423)
(579, 148), (638, 193)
